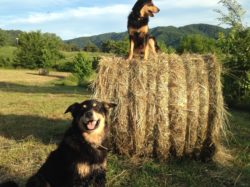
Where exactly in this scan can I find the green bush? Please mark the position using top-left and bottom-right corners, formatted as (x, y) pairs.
(83, 43), (100, 52)
(0, 57), (13, 68)
(0, 30), (7, 47)
(101, 40), (129, 56)
(219, 28), (250, 107)
(72, 53), (94, 86)
(52, 60), (74, 72)
(178, 34), (218, 54)
(157, 41), (176, 54)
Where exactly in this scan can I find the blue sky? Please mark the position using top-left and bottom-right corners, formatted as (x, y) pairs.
(0, 0), (249, 40)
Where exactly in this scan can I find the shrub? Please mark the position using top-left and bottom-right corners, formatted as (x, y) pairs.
(83, 43), (99, 52)
(157, 41), (176, 54)
(52, 60), (74, 72)
(101, 40), (129, 56)
(0, 57), (12, 68)
(72, 53), (94, 86)
(178, 34), (218, 54)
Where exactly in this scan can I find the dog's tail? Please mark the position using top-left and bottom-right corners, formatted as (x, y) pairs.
(0, 181), (19, 187)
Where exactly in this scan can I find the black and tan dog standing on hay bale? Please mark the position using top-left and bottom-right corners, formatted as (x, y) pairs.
(127, 0), (160, 60)
(0, 100), (116, 187)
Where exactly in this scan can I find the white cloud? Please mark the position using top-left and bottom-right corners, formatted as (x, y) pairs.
(10, 13), (62, 24)
(7, 4), (131, 25)
(0, 0), (80, 7)
(68, 5), (130, 17)
(157, 0), (219, 8)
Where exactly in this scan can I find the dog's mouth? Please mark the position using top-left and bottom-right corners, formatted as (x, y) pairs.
(148, 10), (154, 17)
(85, 119), (100, 131)
(147, 7), (160, 17)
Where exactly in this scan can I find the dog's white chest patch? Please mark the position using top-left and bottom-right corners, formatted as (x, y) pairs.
(76, 160), (107, 177)
(76, 163), (91, 177)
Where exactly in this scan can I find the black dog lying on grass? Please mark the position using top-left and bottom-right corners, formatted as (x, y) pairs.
(1, 100), (116, 187)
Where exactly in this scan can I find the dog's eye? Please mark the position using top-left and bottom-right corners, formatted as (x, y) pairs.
(93, 103), (97, 107)
(83, 105), (87, 108)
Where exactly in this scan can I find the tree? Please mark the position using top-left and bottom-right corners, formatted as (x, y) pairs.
(72, 53), (93, 85)
(62, 43), (80, 51)
(83, 42), (99, 52)
(215, 0), (250, 106)
(215, 0), (246, 29)
(178, 34), (218, 54)
(14, 31), (63, 72)
(101, 40), (129, 56)
(157, 41), (176, 54)
(0, 30), (7, 46)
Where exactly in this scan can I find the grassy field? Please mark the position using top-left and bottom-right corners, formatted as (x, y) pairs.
(0, 69), (249, 187)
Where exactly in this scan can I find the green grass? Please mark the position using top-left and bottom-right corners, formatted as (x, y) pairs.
(0, 69), (249, 187)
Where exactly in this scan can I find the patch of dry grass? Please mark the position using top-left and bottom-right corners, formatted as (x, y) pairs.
(0, 69), (70, 84)
(0, 136), (56, 186)
(0, 69), (89, 185)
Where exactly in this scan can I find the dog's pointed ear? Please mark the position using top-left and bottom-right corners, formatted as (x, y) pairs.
(65, 102), (80, 117)
(103, 102), (117, 111)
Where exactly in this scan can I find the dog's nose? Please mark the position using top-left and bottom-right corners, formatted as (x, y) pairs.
(85, 111), (93, 118)
(157, 8), (160, 12)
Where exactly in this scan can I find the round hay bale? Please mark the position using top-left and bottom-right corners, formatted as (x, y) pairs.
(93, 54), (230, 163)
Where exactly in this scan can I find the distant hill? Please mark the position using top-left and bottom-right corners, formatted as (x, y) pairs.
(1, 24), (228, 49)
(65, 32), (127, 49)
(65, 24), (228, 49)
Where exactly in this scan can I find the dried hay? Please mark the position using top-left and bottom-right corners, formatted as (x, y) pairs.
(93, 53), (231, 163)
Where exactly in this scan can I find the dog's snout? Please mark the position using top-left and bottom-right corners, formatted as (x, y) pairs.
(85, 111), (93, 118)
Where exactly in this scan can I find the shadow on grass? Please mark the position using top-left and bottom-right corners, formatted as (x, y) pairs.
(0, 114), (71, 185)
(0, 165), (26, 186)
(0, 114), (70, 144)
(0, 81), (90, 95)
(26, 72), (66, 79)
